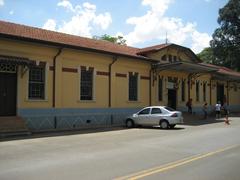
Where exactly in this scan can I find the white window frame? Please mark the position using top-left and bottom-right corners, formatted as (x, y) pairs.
(26, 62), (48, 101)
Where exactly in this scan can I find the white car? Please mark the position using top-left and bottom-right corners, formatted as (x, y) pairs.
(125, 106), (184, 129)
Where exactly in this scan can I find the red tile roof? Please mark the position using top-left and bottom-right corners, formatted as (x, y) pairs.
(0, 20), (146, 59)
(201, 63), (240, 78)
(0, 20), (239, 78)
(137, 43), (201, 62)
(137, 44), (171, 54)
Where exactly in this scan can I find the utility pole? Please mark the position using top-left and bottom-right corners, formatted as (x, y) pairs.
(165, 32), (168, 44)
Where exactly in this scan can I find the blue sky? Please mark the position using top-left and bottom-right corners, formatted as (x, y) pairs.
(0, 0), (227, 53)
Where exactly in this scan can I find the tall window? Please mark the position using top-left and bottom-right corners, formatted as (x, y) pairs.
(29, 65), (45, 99)
(158, 76), (163, 101)
(168, 55), (172, 62)
(173, 56), (177, 62)
(80, 67), (93, 100)
(196, 81), (199, 101)
(129, 72), (138, 101)
(161, 55), (167, 61)
(181, 80), (185, 101)
(203, 83), (206, 102)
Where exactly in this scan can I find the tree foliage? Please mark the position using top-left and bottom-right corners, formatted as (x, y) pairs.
(210, 0), (240, 71)
(93, 34), (127, 45)
(197, 47), (216, 64)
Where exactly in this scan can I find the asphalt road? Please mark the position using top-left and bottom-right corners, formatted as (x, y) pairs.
(0, 117), (240, 180)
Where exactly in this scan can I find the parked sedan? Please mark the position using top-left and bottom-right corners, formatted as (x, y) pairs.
(125, 106), (184, 129)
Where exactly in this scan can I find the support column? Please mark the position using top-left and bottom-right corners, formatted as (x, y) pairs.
(54, 53), (63, 108)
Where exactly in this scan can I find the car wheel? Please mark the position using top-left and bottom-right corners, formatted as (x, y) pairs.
(126, 119), (134, 128)
(169, 124), (176, 129)
(160, 120), (169, 129)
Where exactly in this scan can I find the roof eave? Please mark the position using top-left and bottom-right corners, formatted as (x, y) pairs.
(138, 44), (202, 63)
(0, 33), (156, 63)
(152, 61), (218, 73)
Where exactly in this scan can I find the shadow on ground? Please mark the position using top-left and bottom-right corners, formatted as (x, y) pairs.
(0, 126), (127, 142)
(183, 113), (225, 126)
(136, 126), (185, 130)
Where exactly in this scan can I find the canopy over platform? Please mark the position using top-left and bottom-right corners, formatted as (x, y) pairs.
(200, 63), (240, 82)
(152, 61), (218, 74)
(0, 55), (35, 67)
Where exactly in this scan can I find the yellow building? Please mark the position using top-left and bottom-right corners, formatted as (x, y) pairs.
(0, 20), (240, 131)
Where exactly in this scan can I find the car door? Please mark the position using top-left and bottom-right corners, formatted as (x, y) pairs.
(149, 108), (163, 125)
(137, 108), (151, 125)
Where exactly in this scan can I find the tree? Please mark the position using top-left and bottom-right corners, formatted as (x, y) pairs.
(210, 0), (240, 71)
(93, 34), (127, 45)
(197, 47), (216, 64)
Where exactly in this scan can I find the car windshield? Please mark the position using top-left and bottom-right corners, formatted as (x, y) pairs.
(164, 106), (175, 112)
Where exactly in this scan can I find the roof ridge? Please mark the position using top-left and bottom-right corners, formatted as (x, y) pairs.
(0, 19), (139, 50)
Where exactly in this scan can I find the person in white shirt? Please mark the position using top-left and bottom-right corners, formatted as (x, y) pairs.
(215, 101), (221, 119)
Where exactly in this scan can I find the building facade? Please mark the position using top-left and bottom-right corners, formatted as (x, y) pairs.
(0, 20), (240, 131)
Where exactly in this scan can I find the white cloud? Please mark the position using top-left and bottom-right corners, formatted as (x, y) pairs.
(57, 0), (75, 12)
(124, 0), (211, 53)
(0, 0), (4, 6)
(191, 31), (211, 53)
(43, 0), (112, 38)
(94, 12), (112, 30)
(82, 2), (96, 11)
(142, 0), (173, 16)
(43, 19), (57, 31)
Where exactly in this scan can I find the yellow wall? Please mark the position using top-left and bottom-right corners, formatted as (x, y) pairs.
(58, 49), (111, 108)
(0, 38), (151, 109)
(0, 38), (240, 111)
(0, 39), (55, 109)
(228, 82), (240, 105)
(111, 57), (150, 108)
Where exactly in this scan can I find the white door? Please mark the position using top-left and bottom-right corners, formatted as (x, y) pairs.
(137, 108), (151, 125)
(149, 108), (163, 125)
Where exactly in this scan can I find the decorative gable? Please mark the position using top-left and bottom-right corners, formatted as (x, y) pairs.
(138, 43), (201, 64)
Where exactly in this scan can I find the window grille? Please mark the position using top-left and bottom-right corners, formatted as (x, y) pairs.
(203, 83), (206, 101)
(0, 63), (16, 73)
(196, 81), (199, 101)
(158, 77), (163, 101)
(80, 68), (93, 100)
(129, 72), (138, 101)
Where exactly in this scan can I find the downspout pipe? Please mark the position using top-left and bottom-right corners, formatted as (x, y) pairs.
(149, 68), (152, 106)
(187, 74), (192, 101)
(109, 56), (118, 107)
(52, 48), (63, 108)
(210, 79), (212, 106)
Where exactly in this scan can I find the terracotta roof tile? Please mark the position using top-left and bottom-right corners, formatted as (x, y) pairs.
(201, 63), (240, 77)
(0, 20), (145, 59)
(137, 44), (171, 54)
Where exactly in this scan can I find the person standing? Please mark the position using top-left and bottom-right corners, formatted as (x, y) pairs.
(222, 102), (230, 125)
(186, 98), (192, 114)
(202, 102), (208, 119)
(215, 101), (221, 119)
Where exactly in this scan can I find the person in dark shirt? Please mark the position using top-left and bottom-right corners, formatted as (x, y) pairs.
(186, 98), (192, 114)
(222, 102), (230, 125)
